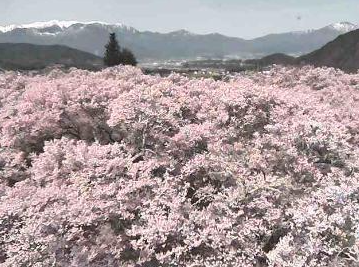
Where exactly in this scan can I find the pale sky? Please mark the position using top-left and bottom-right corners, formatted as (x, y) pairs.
(1, 0), (358, 39)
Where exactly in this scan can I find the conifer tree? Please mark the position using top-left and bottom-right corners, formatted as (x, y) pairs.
(104, 33), (122, 67)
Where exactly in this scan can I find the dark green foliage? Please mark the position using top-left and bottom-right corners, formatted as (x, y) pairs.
(104, 33), (137, 67)
(122, 48), (137, 66)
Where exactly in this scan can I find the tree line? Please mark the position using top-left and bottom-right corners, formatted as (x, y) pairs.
(104, 33), (137, 67)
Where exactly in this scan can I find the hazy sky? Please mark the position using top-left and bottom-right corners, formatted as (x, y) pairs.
(1, 0), (358, 38)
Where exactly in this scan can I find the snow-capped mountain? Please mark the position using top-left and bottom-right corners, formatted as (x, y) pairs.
(326, 22), (358, 32)
(0, 20), (356, 61)
(0, 20), (77, 33)
(288, 22), (357, 36)
(0, 20), (136, 33)
(247, 22), (358, 57)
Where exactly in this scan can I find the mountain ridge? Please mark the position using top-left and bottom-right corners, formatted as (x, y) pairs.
(0, 20), (356, 38)
(245, 28), (359, 72)
(298, 28), (359, 72)
(0, 43), (103, 70)
(0, 20), (356, 61)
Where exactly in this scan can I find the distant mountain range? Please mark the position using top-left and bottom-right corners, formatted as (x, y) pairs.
(245, 28), (359, 72)
(0, 43), (102, 70)
(0, 20), (357, 61)
(299, 28), (359, 72)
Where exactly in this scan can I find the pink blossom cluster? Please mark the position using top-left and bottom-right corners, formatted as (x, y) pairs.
(0, 66), (358, 266)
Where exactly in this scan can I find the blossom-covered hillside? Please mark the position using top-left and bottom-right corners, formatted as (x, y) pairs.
(0, 66), (358, 266)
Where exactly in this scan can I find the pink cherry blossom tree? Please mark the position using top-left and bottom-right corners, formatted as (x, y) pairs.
(0, 65), (358, 266)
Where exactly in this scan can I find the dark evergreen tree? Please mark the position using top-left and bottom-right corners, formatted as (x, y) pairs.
(122, 48), (137, 66)
(104, 33), (122, 67)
